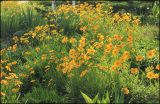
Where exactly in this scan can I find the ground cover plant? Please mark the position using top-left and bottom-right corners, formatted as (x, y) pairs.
(0, 1), (159, 103)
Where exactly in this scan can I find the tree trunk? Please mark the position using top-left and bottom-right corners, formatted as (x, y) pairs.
(52, 0), (55, 10)
(72, 1), (76, 7)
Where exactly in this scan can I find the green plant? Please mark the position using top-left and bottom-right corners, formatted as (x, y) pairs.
(129, 81), (159, 103)
(55, 11), (81, 37)
(81, 91), (100, 103)
(81, 90), (125, 104)
(1, 2), (46, 40)
(1, 82), (21, 103)
(1, 2), (159, 104)
(21, 87), (67, 103)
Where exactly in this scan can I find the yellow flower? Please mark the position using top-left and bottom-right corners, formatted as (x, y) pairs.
(123, 51), (130, 56)
(24, 51), (31, 55)
(5, 65), (11, 71)
(68, 60), (77, 71)
(5, 73), (18, 80)
(146, 72), (154, 79)
(109, 6), (113, 10)
(35, 47), (40, 52)
(113, 34), (120, 40)
(19, 73), (28, 78)
(0, 92), (5, 96)
(1, 80), (8, 86)
(80, 26), (87, 32)
(79, 37), (86, 48)
(112, 48), (119, 56)
(10, 73), (18, 78)
(154, 74), (159, 79)
(44, 65), (50, 69)
(62, 68), (67, 74)
(31, 33), (36, 38)
(107, 37), (112, 42)
(0, 72), (6, 78)
(29, 67), (33, 70)
(44, 65), (50, 72)
(12, 36), (19, 43)
(69, 37), (76, 44)
(97, 33), (104, 41)
(131, 68), (139, 74)
(121, 51), (130, 61)
(114, 60), (121, 67)
(115, 44), (124, 50)
(20, 37), (29, 44)
(136, 55), (143, 61)
(93, 25), (99, 31)
(133, 18), (140, 25)
(12, 88), (19, 93)
(155, 65), (160, 70)
(61, 56), (69, 61)
(127, 34), (133, 43)
(80, 70), (88, 77)
(113, 13), (120, 21)
(41, 54), (47, 60)
(62, 37), (68, 43)
(94, 42), (103, 49)
(147, 49), (155, 59)
(69, 49), (77, 59)
(30, 80), (36, 83)
(121, 87), (129, 95)
(12, 44), (17, 52)
(1, 59), (8, 64)
(86, 47), (96, 55)
(122, 13), (131, 22)
(97, 64), (107, 71)
(111, 65), (116, 71)
(35, 26), (43, 31)
(105, 43), (113, 50)
(11, 61), (17, 65)
(30, 71), (35, 74)
(83, 54), (91, 60)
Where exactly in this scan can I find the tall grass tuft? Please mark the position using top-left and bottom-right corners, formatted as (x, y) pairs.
(1, 2), (46, 39)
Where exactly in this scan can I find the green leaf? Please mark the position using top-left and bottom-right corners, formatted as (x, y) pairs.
(97, 99), (101, 104)
(104, 91), (110, 103)
(93, 93), (99, 102)
(80, 91), (93, 103)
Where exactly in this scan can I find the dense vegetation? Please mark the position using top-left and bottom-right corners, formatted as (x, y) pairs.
(1, 1), (159, 103)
